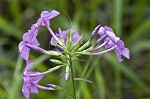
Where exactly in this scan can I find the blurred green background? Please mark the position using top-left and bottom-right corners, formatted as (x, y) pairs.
(0, 0), (150, 99)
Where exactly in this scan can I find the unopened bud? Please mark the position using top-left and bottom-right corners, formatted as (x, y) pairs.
(46, 51), (61, 56)
(50, 59), (63, 64)
(65, 66), (70, 80)
(78, 41), (90, 51)
(46, 84), (56, 88)
(65, 72), (70, 80)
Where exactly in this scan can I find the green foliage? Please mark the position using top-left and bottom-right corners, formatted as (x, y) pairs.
(0, 0), (150, 99)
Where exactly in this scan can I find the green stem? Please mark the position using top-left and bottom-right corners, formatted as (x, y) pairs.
(69, 56), (76, 99)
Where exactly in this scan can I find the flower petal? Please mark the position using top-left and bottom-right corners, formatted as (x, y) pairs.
(104, 26), (113, 32)
(42, 19), (50, 26)
(30, 24), (40, 35)
(41, 11), (50, 18)
(25, 60), (34, 70)
(22, 83), (30, 99)
(47, 10), (60, 19)
(105, 40), (115, 48)
(56, 46), (63, 52)
(105, 31), (116, 43)
(58, 28), (63, 37)
(31, 39), (40, 47)
(115, 49), (123, 62)
(21, 48), (30, 60)
(98, 26), (105, 36)
(23, 33), (32, 41)
(31, 72), (44, 83)
(37, 18), (43, 26)
(121, 48), (130, 59)
(117, 40), (124, 49)
(41, 10), (60, 19)
(18, 41), (26, 52)
(30, 85), (39, 93)
(50, 36), (57, 45)
(72, 32), (80, 43)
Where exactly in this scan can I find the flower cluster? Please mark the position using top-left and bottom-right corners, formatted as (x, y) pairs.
(89, 25), (130, 62)
(19, 10), (130, 99)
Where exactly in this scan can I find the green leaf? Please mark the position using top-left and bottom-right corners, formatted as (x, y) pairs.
(74, 78), (93, 83)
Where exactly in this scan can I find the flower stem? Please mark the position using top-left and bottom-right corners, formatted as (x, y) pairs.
(45, 24), (63, 46)
(92, 40), (109, 51)
(90, 46), (116, 55)
(69, 56), (76, 99)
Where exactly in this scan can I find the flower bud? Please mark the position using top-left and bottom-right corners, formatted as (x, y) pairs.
(50, 59), (63, 64)
(78, 41), (90, 51)
(46, 84), (56, 88)
(65, 66), (70, 80)
(65, 72), (70, 81)
(46, 50), (61, 56)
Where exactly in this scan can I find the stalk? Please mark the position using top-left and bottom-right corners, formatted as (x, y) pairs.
(69, 55), (76, 99)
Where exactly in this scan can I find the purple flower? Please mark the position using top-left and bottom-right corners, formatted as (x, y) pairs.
(98, 26), (130, 61)
(18, 31), (40, 60)
(97, 26), (115, 45)
(19, 10), (60, 60)
(50, 28), (81, 51)
(92, 25), (120, 49)
(22, 72), (44, 99)
(37, 10), (60, 26)
(22, 61), (44, 99)
(115, 40), (130, 62)
(91, 25), (130, 62)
